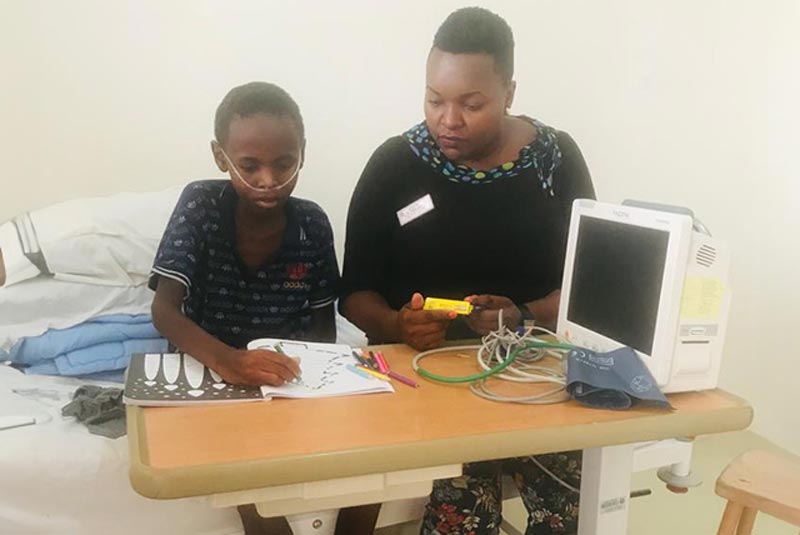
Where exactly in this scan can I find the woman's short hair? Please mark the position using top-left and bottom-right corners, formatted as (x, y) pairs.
(214, 81), (305, 144)
(433, 7), (515, 81)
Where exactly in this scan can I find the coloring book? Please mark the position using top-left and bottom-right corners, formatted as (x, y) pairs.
(123, 339), (393, 406)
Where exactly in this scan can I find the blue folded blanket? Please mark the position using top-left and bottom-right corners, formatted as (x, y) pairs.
(4, 314), (168, 376)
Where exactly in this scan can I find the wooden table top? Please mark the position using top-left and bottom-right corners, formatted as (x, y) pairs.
(128, 344), (752, 498)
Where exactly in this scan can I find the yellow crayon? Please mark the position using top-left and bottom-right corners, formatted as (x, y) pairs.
(355, 365), (391, 381)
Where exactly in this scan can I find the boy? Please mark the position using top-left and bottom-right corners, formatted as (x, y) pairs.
(150, 82), (379, 534)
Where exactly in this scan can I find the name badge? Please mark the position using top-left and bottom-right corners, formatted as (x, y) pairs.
(396, 194), (435, 226)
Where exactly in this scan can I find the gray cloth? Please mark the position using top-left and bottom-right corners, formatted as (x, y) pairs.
(61, 385), (126, 438)
(566, 346), (672, 410)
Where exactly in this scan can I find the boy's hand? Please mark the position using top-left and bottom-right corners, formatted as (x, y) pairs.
(216, 349), (302, 386)
(464, 294), (521, 335)
(396, 292), (455, 351)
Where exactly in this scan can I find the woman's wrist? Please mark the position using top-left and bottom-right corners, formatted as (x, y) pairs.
(514, 302), (535, 326)
(527, 292), (560, 329)
(387, 308), (403, 342)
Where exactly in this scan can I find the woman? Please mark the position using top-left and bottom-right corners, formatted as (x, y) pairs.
(340, 7), (595, 535)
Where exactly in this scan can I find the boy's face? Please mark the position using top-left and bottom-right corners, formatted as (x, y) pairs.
(212, 113), (304, 211)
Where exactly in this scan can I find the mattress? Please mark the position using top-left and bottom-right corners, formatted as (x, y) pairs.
(0, 364), (243, 535)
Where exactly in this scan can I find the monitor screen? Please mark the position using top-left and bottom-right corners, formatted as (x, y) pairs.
(566, 215), (670, 355)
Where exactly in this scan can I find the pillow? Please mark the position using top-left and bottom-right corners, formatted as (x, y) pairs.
(0, 185), (183, 287)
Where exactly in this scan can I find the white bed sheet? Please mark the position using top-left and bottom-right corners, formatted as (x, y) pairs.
(0, 316), (368, 535)
(0, 365), (243, 535)
(0, 279), (154, 353)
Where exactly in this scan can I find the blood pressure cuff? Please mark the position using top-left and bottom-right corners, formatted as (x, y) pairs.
(566, 346), (672, 410)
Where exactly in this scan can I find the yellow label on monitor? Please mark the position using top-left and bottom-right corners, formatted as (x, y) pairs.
(680, 277), (726, 320)
(423, 297), (474, 315)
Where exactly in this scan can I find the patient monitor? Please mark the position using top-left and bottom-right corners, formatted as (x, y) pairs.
(557, 200), (731, 393)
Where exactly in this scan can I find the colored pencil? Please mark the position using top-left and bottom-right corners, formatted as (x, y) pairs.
(374, 351), (389, 374)
(346, 364), (374, 380)
(387, 370), (419, 388)
(360, 349), (375, 369)
(367, 350), (380, 370)
(352, 350), (371, 368)
(355, 365), (391, 381)
(275, 343), (303, 383)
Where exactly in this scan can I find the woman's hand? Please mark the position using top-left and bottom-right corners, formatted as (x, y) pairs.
(397, 292), (455, 351)
(464, 294), (521, 335)
(214, 349), (302, 386)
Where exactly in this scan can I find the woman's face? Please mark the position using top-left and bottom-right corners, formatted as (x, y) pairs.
(424, 47), (514, 164)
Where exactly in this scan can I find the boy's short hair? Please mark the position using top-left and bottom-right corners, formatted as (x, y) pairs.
(214, 82), (305, 145)
(433, 7), (515, 81)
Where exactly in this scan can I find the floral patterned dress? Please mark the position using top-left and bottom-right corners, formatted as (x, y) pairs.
(421, 452), (582, 535)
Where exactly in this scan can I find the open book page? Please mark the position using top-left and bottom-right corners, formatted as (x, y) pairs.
(123, 353), (263, 406)
(248, 339), (394, 399)
(123, 341), (394, 406)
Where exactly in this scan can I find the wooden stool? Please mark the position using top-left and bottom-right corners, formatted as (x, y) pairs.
(715, 449), (800, 534)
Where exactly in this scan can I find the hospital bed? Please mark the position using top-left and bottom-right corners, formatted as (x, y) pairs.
(0, 186), (247, 534)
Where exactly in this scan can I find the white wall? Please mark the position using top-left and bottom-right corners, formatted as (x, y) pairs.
(2, 0), (798, 452)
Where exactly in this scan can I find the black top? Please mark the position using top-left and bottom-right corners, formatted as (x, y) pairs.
(150, 180), (339, 349)
(340, 126), (595, 341)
